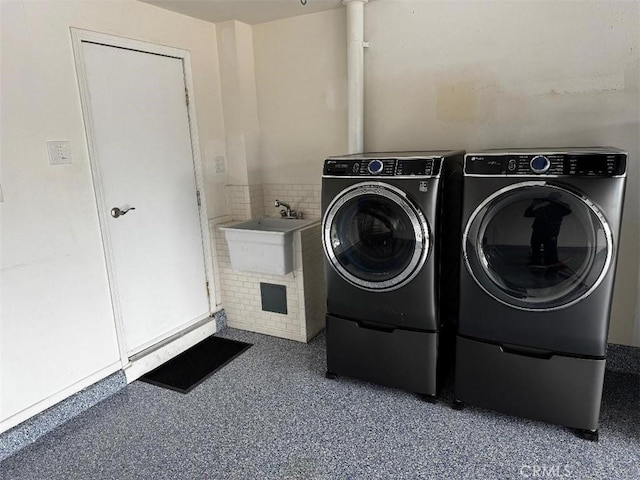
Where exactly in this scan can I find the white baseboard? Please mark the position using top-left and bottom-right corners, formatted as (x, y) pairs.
(124, 316), (218, 383)
(0, 362), (122, 434)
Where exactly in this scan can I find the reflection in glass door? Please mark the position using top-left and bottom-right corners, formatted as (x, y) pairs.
(464, 182), (612, 311)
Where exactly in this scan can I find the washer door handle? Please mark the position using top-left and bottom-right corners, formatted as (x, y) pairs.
(500, 343), (553, 359)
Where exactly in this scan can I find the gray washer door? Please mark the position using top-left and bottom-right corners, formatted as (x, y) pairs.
(463, 181), (612, 311)
(322, 182), (430, 292)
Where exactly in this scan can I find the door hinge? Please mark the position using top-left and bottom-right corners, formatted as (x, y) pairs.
(185, 88), (190, 107)
(196, 190), (201, 207)
(206, 281), (211, 302)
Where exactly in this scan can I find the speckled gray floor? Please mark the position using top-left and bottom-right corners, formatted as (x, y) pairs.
(1, 328), (639, 480)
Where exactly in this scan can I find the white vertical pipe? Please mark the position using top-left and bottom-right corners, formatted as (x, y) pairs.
(342, 0), (368, 154)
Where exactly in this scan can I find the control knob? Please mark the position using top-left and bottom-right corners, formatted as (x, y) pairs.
(368, 159), (384, 175)
(530, 155), (550, 174)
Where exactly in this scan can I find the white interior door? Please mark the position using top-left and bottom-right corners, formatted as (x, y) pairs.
(78, 40), (211, 356)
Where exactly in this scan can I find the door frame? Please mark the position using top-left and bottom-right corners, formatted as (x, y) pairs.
(70, 28), (216, 367)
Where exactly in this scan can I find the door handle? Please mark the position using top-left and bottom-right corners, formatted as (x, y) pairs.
(500, 343), (554, 359)
(110, 207), (135, 218)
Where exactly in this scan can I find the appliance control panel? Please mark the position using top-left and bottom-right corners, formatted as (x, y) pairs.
(465, 153), (626, 176)
(323, 158), (442, 177)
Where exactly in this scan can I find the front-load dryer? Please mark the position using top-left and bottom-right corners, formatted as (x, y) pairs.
(454, 147), (627, 440)
(321, 151), (463, 398)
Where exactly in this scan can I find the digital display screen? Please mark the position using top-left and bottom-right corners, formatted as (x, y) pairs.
(324, 162), (349, 174)
(397, 160), (432, 175)
(465, 155), (508, 174)
(576, 156), (607, 173)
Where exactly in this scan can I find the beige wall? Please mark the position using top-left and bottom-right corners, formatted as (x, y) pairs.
(0, 0), (227, 430)
(253, 8), (349, 185)
(251, 2), (640, 345)
(216, 20), (262, 187)
(364, 1), (639, 153)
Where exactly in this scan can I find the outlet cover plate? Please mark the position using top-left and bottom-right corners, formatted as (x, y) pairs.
(47, 141), (72, 165)
(214, 156), (226, 174)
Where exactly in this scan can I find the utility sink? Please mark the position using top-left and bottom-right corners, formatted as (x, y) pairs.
(220, 218), (319, 275)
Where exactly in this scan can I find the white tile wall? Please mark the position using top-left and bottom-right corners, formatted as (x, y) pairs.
(225, 184), (266, 221)
(300, 224), (326, 340)
(209, 215), (233, 308)
(212, 183), (325, 342)
(263, 184), (322, 220)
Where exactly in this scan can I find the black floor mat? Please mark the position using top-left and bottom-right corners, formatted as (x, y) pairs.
(139, 335), (252, 393)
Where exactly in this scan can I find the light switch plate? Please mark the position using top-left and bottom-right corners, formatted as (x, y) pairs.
(214, 156), (226, 174)
(47, 141), (72, 165)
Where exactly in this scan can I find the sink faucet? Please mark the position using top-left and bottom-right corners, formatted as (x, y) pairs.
(274, 199), (301, 219)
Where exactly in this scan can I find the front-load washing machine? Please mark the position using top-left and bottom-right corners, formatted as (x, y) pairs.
(454, 147), (627, 439)
(321, 151), (463, 398)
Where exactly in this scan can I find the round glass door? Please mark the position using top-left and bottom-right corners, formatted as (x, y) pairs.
(464, 182), (612, 311)
(322, 182), (429, 292)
